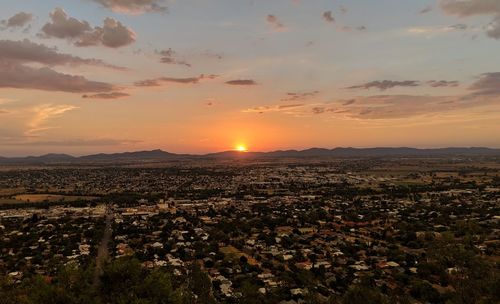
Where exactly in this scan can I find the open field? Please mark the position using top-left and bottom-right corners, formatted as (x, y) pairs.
(0, 194), (99, 205)
(220, 246), (260, 266)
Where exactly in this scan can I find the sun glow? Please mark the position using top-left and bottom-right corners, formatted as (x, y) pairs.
(235, 145), (248, 152)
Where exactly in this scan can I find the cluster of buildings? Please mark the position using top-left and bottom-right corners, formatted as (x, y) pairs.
(0, 159), (499, 302)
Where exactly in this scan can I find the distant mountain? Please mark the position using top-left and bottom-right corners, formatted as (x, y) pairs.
(0, 153), (75, 164)
(0, 147), (499, 164)
(78, 149), (183, 162)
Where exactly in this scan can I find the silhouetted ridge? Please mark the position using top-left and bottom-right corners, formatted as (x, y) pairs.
(0, 147), (499, 164)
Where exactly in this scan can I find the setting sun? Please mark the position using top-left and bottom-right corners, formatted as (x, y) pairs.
(235, 145), (248, 152)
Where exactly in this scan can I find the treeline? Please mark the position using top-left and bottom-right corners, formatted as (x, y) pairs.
(0, 257), (214, 304)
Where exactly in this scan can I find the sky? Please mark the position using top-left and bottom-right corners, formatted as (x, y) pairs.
(1, 0), (500, 156)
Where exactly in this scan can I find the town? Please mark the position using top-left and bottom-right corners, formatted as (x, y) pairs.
(0, 156), (499, 303)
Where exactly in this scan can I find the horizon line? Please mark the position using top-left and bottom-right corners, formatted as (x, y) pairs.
(1, 146), (500, 158)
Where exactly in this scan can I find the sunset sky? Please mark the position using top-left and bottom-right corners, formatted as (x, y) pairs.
(1, 0), (500, 156)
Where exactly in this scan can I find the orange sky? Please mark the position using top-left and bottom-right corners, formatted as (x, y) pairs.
(1, 0), (500, 156)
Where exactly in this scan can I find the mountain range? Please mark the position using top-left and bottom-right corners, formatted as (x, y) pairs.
(1, 147), (499, 165)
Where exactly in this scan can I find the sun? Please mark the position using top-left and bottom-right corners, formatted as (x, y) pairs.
(235, 145), (248, 152)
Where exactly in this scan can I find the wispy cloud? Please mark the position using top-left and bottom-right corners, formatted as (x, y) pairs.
(82, 92), (130, 99)
(225, 79), (257, 86)
(428, 80), (460, 87)
(322, 11), (335, 23)
(347, 80), (420, 91)
(27, 104), (78, 135)
(439, 0), (500, 39)
(407, 24), (468, 35)
(90, 0), (167, 14)
(243, 103), (305, 114)
(281, 91), (320, 101)
(266, 14), (285, 31)
(135, 74), (218, 87)
(419, 5), (433, 14)
(157, 48), (191, 67)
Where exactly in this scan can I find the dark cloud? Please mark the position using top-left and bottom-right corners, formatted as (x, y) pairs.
(40, 8), (136, 48)
(135, 74), (217, 87)
(91, 0), (167, 14)
(281, 91), (319, 101)
(225, 79), (257, 86)
(0, 60), (115, 93)
(1, 12), (33, 28)
(82, 92), (130, 99)
(347, 80), (420, 90)
(266, 14), (284, 30)
(0, 39), (124, 70)
(157, 48), (191, 67)
(323, 11), (335, 23)
(469, 72), (500, 95)
(428, 80), (460, 87)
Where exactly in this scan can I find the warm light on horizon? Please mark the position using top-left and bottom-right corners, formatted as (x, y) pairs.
(235, 145), (248, 152)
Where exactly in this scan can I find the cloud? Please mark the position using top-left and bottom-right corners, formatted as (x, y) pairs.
(243, 72), (500, 120)
(40, 8), (136, 48)
(440, 0), (500, 17)
(135, 74), (217, 87)
(27, 104), (78, 135)
(347, 80), (420, 90)
(1, 12), (33, 29)
(338, 25), (367, 32)
(428, 80), (460, 87)
(342, 99), (356, 106)
(323, 11), (335, 23)
(0, 60), (115, 93)
(82, 92), (130, 99)
(41, 8), (92, 39)
(468, 72), (500, 95)
(266, 14), (285, 30)
(157, 48), (191, 67)
(281, 91), (319, 101)
(91, 0), (167, 14)
(420, 5), (433, 14)
(225, 79), (257, 86)
(243, 103), (305, 114)
(486, 16), (500, 39)
(439, 0), (500, 39)
(408, 24), (468, 35)
(0, 39), (124, 70)
(306, 96), (469, 119)
(200, 50), (223, 60)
